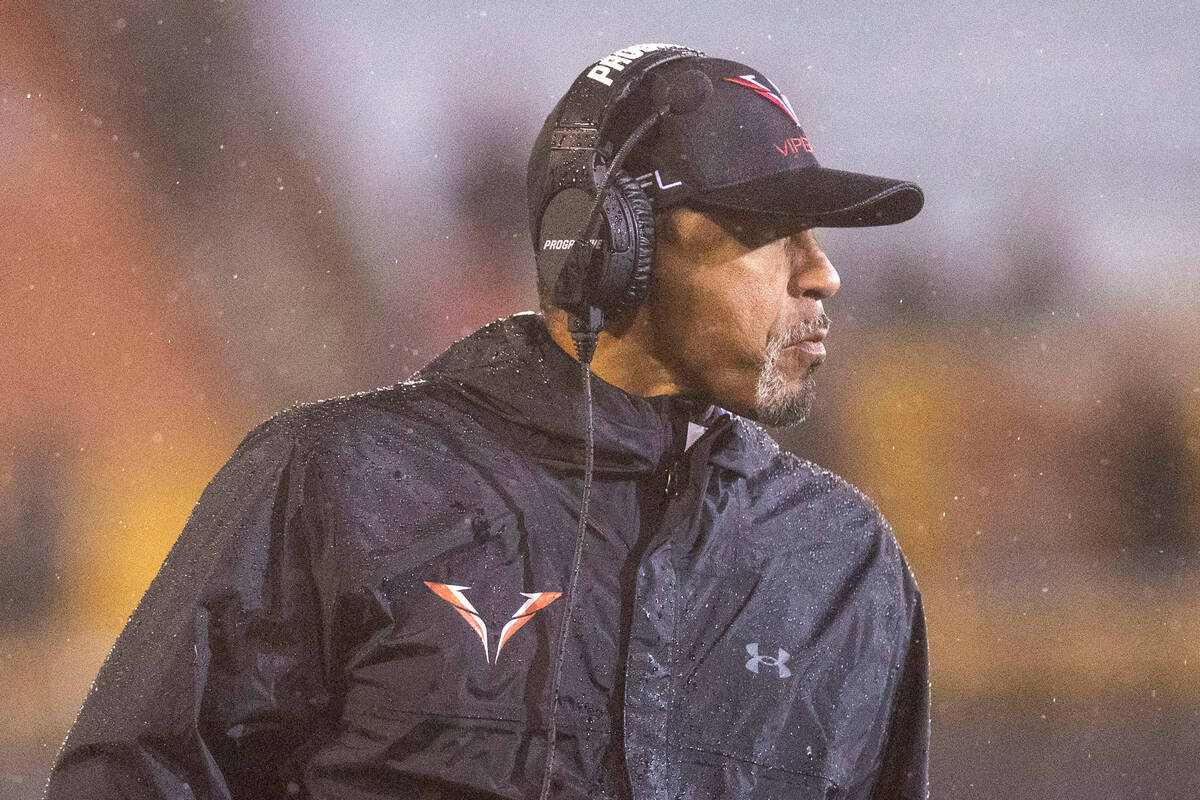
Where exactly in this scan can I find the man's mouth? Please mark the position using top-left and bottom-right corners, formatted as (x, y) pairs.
(784, 340), (826, 360)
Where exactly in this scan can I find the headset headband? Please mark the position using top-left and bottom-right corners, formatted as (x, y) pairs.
(545, 43), (704, 182)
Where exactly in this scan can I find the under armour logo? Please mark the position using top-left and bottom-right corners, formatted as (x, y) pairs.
(425, 582), (561, 664)
(745, 642), (791, 678)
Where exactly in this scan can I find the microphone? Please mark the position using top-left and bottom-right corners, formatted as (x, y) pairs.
(604, 69), (712, 193)
(650, 68), (714, 115)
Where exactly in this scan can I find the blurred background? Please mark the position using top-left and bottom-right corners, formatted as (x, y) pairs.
(2, 1), (1198, 797)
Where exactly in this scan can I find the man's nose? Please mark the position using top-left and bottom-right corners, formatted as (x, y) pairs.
(790, 241), (840, 301)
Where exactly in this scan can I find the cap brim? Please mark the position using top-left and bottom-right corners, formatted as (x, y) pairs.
(687, 166), (924, 228)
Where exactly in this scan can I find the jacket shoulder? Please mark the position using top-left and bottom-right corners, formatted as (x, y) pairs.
(733, 417), (921, 605)
(241, 377), (464, 458)
(251, 380), (512, 528)
(733, 418), (886, 519)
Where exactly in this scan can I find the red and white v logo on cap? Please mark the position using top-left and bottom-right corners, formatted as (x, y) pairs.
(723, 74), (801, 127)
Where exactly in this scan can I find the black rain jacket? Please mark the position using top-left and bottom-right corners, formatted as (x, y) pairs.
(45, 311), (929, 800)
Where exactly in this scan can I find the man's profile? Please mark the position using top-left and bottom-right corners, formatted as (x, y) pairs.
(44, 44), (929, 800)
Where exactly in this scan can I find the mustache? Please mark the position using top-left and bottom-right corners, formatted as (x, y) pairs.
(773, 312), (831, 349)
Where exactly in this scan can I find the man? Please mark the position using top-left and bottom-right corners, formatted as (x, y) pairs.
(45, 47), (928, 800)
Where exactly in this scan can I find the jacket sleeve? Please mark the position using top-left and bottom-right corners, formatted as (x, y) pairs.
(866, 567), (931, 800)
(44, 412), (333, 800)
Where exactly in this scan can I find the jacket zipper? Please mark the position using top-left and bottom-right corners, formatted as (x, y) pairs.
(663, 454), (685, 499)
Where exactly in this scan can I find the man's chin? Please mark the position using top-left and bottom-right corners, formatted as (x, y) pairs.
(753, 371), (817, 429)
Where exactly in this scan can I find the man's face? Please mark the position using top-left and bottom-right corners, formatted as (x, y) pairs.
(645, 206), (839, 428)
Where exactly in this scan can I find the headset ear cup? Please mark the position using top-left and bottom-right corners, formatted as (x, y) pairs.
(605, 169), (656, 320)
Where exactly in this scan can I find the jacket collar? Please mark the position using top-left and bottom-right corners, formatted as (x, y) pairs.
(407, 311), (754, 478)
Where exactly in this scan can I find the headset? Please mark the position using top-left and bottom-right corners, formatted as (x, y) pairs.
(529, 44), (714, 800)
(532, 43), (713, 361)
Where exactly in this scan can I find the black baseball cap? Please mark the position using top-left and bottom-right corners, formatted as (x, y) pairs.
(604, 55), (924, 231)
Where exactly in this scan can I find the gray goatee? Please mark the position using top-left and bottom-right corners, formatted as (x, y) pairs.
(753, 313), (830, 429)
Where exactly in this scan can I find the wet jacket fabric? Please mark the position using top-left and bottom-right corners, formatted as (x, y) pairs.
(45, 310), (929, 800)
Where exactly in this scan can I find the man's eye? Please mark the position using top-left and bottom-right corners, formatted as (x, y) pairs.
(731, 224), (778, 248)
(717, 218), (767, 243)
